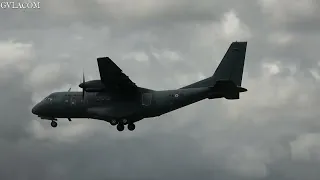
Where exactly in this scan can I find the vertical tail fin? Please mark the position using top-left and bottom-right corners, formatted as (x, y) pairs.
(207, 41), (247, 99)
(181, 41), (248, 91)
(212, 41), (247, 86)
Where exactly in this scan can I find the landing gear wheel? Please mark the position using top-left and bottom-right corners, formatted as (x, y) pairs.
(116, 124), (124, 131)
(110, 119), (117, 126)
(128, 123), (135, 131)
(51, 121), (57, 128)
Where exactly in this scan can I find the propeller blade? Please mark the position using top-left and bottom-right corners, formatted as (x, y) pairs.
(82, 71), (85, 99)
(83, 70), (85, 83)
(68, 87), (71, 92)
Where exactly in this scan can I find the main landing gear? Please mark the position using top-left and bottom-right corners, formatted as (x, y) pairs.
(127, 123), (135, 131)
(116, 123), (135, 131)
(117, 124), (124, 131)
(110, 119), (117, 126)
(115, 119), (136, 131)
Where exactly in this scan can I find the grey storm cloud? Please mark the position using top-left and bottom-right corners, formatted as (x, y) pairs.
(1, 0), (320, 179)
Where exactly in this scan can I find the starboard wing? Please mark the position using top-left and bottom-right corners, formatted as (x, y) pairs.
(97, 57), (138, 94)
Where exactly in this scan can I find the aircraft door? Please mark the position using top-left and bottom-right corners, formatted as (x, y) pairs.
(70, 96), (76, 106)
(142, 93), (152, 106)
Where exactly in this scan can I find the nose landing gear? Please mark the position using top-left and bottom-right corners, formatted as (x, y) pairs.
(50, 121), (57, 128)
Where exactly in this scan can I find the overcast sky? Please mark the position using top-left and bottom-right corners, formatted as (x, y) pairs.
(0, 0), (320, 179)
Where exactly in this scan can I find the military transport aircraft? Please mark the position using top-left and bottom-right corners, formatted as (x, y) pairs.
(32, 41), (248, 131)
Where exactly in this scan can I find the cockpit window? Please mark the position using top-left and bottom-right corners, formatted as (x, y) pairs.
(44, 97), (53, 101)
(45, 93), (57, 101)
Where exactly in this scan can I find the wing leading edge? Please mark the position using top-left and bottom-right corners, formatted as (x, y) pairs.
(97, 57), (138, 94)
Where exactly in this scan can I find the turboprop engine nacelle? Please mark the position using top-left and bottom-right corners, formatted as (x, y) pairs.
(79, 80), (106, 92)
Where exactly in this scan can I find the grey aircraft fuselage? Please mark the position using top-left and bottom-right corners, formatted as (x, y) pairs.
(32, 41), (248, 131)
(32, 86), (216, 122)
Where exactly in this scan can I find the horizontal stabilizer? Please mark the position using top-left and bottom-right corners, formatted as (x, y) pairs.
(209, 80), (247, 100)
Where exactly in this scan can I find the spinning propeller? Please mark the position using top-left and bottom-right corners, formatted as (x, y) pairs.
(82, 71), (85, 99)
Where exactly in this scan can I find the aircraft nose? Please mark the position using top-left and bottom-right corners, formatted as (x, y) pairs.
(32, 104), (40, 115)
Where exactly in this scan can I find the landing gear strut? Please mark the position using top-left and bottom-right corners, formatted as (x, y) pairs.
(127, 123), (135, 131)
(116, 124), (124, 131)
(51, 121), (57, 128)
(121, 119), (128, 124)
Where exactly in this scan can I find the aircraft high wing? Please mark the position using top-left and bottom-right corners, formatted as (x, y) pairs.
(97, 57), (138, 94)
